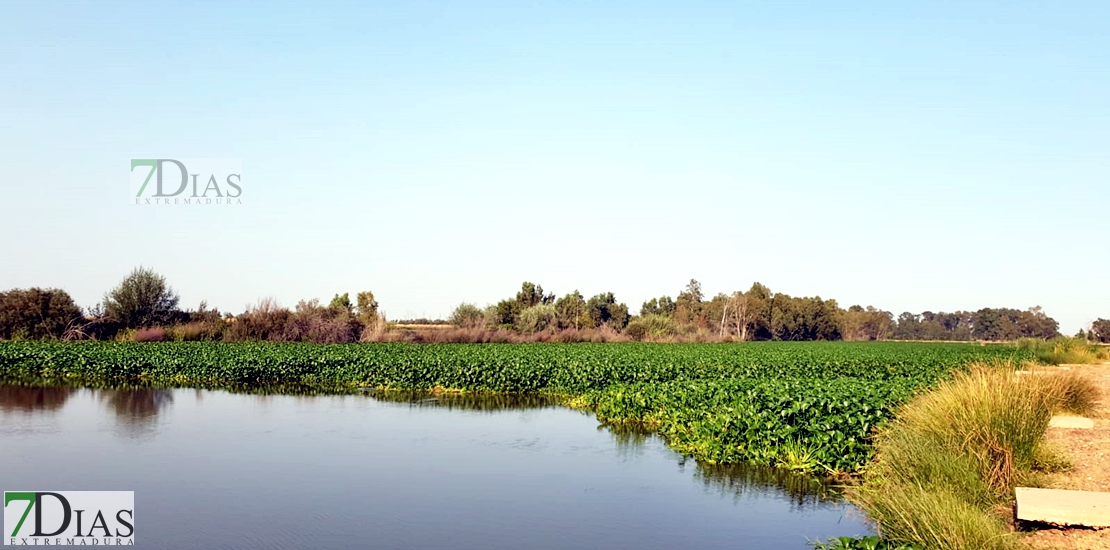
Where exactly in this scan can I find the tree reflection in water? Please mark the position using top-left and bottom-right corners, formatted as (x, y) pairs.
(98, 389), (174, 437)
(600, 421), (846, 509)
(693, 462), (848, 509)
(0, 385), (76, 412)
(367, 390), (559, 411)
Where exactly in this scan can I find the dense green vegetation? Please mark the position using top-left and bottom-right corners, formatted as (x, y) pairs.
(0, 341), (1035, 472)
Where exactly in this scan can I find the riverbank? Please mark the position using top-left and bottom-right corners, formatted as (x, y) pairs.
(1023, 362), (1110, 549)
(846, 359), (1105, 550)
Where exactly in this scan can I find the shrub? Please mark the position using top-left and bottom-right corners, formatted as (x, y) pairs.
(1037, 337), (1098, 364)
(1027, 368), (1100, 415)
(0, 288), (83, 340)
(167, 321), (225, 341)
(224, 299), (292, 341)
(449, 303), (486, 329)
(282, 299), (360, 343)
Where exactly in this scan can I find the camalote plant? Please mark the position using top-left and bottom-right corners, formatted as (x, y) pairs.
(0, 341), (1036, 472)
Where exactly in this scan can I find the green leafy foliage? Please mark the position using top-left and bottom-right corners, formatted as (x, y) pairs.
(0, 341), (1033, 472)
(814, 535), (923, 550)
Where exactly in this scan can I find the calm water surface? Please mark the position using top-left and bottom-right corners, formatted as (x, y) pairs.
(0, 386), (872, 549)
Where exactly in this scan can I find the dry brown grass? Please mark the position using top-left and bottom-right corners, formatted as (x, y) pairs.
(358, 326), (632, 344)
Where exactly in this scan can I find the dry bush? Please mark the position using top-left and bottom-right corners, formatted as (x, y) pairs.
(167, 321), (224, 341)
(225, 298), (292, 342)
(133, 327), (165, 342)
(357, 326), (634, 344)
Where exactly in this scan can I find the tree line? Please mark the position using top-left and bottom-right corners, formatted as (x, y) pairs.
(1, 268), (1106, 343)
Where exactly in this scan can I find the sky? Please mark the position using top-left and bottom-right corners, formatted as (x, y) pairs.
(1, 1), (1107, 333)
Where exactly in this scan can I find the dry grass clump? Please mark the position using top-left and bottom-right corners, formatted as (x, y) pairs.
(852, 363), (1100, 550)
(358, 326), (632, 344)
(132, 327), (166, 342)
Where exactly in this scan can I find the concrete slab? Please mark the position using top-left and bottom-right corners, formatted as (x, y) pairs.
(1049, 416), (1095, 429)
(1015, 487), (1110, 527)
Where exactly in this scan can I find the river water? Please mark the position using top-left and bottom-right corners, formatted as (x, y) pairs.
(0, 385), (872, 549)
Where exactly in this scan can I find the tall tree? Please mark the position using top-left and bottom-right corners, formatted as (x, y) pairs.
(640, 296), (676, 316)
(356, 291), (380, 326)
(719, 291), (753, 340)
(1016, 306), (1059, 339)
(675, 279), (705, 327)
(555, 291), (589, 330)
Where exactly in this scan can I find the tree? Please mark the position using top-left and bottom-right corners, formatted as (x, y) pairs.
(719, 291), (753, 340)
(329, 293), (353, 316)
(356, 291), (380, 326)
(515, 282), (554, 309)
(555, 291), (589, 330)
(675, 279), (705, 327)
(1092, 319), (1110, 344)
(585, 292), (630, 330)
(1016, 306), (1059, 339)
(746, 282), (774, 340)
(640, 296), (676, 317)
(892, 312), (922, 340)
(491, 299), (517, 327)
(842, 305), (893, 341)
(679, 279), (704, 303)
(0, 288), (83, 340)
(517, 304), (557, 333)
(103, 267), (181, 328)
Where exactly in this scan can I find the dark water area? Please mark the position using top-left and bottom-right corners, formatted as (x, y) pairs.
(0, 385), (873, 549)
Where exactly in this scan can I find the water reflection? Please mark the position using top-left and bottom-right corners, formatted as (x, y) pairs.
(366, 389), (560, 411)
(695, 462), (847, 508)
(605, 423), (845, 507)
(367, 390), (848, 507)
(100, 388), (174, 419)
(0, 385), (76, 412)
(98, 389), (174, 437)
(0, 384), (872, 548)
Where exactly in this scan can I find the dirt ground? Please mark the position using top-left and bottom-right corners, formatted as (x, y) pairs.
(1022, 362), (1110, 550)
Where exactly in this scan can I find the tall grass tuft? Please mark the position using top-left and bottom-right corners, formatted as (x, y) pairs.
(857, 482), (1015, 550)
(852, 363), (1100, 550)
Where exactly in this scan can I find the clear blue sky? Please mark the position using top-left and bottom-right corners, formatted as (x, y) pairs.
(1, 1), (1107, 333)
